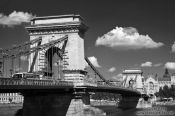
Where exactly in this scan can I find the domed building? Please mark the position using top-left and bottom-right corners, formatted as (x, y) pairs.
(158, 68), (172, 88)
(144, 75), (159, 95)
(144, 68), (175, 95)
(171, 73), (175, 85)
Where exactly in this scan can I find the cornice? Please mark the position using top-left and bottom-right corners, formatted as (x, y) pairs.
(27, 28), (79, 35)
(26, 22), (88, 35)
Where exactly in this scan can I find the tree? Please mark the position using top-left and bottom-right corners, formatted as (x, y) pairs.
(163, 85), (169, 97)
(158, 87), (164, 98)
(156, 85), (175, 98)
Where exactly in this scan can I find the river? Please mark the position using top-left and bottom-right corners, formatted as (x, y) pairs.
(0, 104), (175, 116)
(96, 105), (175, 116)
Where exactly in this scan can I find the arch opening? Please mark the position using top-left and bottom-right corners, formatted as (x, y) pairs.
(44, 46), (63, 79)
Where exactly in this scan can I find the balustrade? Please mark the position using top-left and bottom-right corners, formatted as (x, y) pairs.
(0, 78), (137, 91)
(0, 78), (73, 87)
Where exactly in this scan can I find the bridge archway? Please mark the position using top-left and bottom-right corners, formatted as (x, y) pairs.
(44, 46), (63, 79)
(129, 79), (134, 88)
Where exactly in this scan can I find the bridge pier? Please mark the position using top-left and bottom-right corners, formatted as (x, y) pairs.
(82, 92), (90, 106)
(22, 92), (73, 116)
(118, 95), (140, 109)
(66, 92), (90, 116)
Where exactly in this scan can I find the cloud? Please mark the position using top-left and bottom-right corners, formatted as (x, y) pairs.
(111, 73), (123, 81)
(165, 62), (175, 70)
(85, 60), (89, 67)
(153, 63), (162, 67)
(108, 67), (116, 72)
(15, 67), (23, 72)
(20, 56), (28, 61)
(53, 62), (58, 66)
(141, 61), (152, 67)
(141, 62), (162, 67)
(0, 11), (35, 27)
(87, 56), (101, 68)
(95, 26), (164, 50)
(172, 42), (175, 52)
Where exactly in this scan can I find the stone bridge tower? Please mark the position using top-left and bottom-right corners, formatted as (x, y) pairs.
(26, 15), (88, 85)
(122, 69), (144, 93)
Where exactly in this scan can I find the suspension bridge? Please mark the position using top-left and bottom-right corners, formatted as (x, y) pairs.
(0, 14), (141, 116)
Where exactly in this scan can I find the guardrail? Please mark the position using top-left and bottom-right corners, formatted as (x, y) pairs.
(96, 82), (139, 91)
(97, 82), (122, 87)
(0, 78), (73, 86)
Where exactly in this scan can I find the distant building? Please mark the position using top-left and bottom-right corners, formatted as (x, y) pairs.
(144, 69), (175, 95)
(0, 61), (3, 77)
(171, 73), (175, 85)
(0, 93), (23, 103)
(158, 68), (172, 88)
(122, 69), (144, 93)
(144, 75), (159, 95)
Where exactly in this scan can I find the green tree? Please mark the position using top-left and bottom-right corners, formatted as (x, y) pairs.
(158, 87), (164, 98)
(156, 85), (175, 98)
(163, 85), (169, 98)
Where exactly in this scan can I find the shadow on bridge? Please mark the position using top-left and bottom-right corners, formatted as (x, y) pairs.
(0, 77), (141, 116)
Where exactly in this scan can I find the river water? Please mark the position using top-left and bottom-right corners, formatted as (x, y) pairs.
(0, 104), (175, 116)
(96, 105), (175, 116)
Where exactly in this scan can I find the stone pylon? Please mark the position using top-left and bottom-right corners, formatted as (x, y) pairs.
(26, 15), (88, 84)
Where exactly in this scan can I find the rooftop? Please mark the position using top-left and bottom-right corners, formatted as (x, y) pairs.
(30, 14), (85, 26)
(26, 14), (88, 32)
(31, 14), (83, 21)
(144, 75), (158, 81)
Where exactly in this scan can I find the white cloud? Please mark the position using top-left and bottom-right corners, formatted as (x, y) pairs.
(108, 67), (116, 72)
(20, 56), (28, 61)
(141, 61), (152, 67)
(87, 56), (101, 68)
(165, 62), (175, 70)
(0, 11), (35, 27)
(85, 60), (89, 67)
(111, 73), (123, 81)
(141, 62), (162, 67)
(172, 42), (175, 53)
(15, 67), (23, 72)
(153, 63), (162, 67)
(95, 26), (164, 50)
(53, 62), (58, 66)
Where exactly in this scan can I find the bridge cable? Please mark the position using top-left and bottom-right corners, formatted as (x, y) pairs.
(84, 56), (111, 85)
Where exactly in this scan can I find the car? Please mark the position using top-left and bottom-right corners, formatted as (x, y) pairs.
(12, 72), (40, 80)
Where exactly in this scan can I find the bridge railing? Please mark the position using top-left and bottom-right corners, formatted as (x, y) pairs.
(96, 81), (138, 91)
(97, 82), (122, 87)
(83, 77), (97, 86)
(0, 78), (73, 86)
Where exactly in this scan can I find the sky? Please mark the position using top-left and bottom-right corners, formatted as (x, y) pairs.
(0, 0), (175, 80)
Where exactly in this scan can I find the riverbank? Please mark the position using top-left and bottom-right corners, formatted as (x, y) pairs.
(91, 99), (117, 106)
(0, 103), (22, 116)
(0, 103), (22, 107)
(0, 103), (175, 116)
(154, 101), (175, 106)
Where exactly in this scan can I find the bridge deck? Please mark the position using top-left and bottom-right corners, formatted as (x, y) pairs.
(0, 78), (141, 96)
